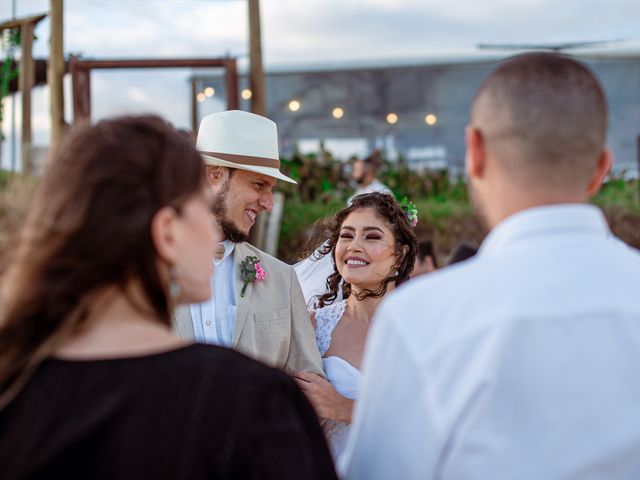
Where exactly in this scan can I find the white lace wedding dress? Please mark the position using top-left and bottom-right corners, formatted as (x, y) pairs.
(314, 300), (362, 460)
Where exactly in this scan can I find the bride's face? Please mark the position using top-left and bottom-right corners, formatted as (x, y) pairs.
(335, 208), (398, 292)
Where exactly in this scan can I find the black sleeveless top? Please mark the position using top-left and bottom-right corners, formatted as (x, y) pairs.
(0, 344), (337, 479)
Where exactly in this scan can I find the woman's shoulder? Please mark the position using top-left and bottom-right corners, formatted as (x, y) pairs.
(313, 300), (347, 356)
(313, 299), (347, 324)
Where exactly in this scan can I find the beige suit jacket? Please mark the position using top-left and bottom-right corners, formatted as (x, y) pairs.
(173, 241), (324, 376)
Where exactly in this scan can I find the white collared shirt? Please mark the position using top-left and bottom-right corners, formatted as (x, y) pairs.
(341, 204), (640, 479)
(189, 240), (237, 347)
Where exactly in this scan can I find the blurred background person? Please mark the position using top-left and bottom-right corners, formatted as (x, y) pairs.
(347, 151), (392, 204)
(0, 116), (336, 480)
(411, 239), (438, 277)
(293, 192), (417, 460)
(445, 241), (478, 266)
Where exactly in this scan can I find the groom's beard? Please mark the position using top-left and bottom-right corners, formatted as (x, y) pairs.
(212, 190), (248, 244)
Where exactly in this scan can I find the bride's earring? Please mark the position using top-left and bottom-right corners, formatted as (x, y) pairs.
(169, 266), (181, 301)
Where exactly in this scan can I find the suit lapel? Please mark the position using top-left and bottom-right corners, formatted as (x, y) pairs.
(174, 304), (195, 340)
(232, 242), (252, 347)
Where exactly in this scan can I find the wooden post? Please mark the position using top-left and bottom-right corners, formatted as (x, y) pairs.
(248, 0), (266, 116)
(191, 76), (198, 134)
(19, 21), (35, 173)
(224, 58), (239, 110)
(264, 192), (284, 256)
(70, 56), (91, 123)
(248, 0), (269, 250)
(49, 0), (65, 153)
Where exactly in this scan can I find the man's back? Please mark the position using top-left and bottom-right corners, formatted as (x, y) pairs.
(343, 205), (640, 479)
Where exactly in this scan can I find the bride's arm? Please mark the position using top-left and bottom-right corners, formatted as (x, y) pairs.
(293, 371), (355, 424)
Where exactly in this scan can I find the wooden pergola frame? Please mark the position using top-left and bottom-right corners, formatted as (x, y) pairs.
(69, 56), (239, 132)
(0, 13), (48, 172)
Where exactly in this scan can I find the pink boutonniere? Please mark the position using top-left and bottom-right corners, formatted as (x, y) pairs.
(240, 255), (267, 297)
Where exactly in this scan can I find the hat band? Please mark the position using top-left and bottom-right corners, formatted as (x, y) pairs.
(200, 151), (280, 169)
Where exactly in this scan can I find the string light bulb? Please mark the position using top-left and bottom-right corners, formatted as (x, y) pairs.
(425, 114), (437, 125)
(288, 100), (301, 112)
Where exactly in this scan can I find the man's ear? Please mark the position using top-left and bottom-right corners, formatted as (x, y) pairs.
(465, 125), (486, 180)
(586, 148), (612, 197)
(150, 206), (180, 264)
(206, 166), (226, 188)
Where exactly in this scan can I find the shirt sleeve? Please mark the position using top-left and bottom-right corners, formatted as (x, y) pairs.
(235, 372), (338, 480)
(340, 301), (436, 479)
(284, 266), (326, 377)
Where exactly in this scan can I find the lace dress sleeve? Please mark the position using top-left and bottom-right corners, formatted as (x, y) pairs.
(313, 301), (347, 357)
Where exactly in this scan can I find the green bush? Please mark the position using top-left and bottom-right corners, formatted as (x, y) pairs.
(276, 158), (640, 262)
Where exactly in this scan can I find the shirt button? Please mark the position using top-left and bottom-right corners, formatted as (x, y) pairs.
(205, 321), (211, 326)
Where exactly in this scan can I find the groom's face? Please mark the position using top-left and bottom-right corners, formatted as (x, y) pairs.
(208, 167), (277, 242)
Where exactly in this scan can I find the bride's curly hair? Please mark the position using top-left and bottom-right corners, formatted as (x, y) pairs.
(315, 192), (418, 308)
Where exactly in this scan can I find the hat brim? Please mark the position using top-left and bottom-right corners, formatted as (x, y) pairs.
(201, 153), (297, 184)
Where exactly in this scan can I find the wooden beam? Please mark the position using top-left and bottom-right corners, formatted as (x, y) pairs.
(49, 0), (65, 153)
(19, 21), (35, 173)
(67, 57), (239, 128)
(76, 58), (228, 69)
(0, 13), (47, 31)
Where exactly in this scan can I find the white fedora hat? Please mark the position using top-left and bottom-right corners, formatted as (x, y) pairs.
(196, 110), (297, 184)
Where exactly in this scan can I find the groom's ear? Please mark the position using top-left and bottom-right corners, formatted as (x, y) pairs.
(206, 166), (226, 187)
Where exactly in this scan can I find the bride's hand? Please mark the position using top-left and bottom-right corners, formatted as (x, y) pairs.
(293, 371), (354, 424)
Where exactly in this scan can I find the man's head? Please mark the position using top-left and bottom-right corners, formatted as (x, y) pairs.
(206, 166), (276, 242)
(196, 110), (296, 242)
(466, 52), (612, 230)
(352, 152), (383, 186)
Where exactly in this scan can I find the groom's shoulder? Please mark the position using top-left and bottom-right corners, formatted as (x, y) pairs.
(236, 242), (293, 278)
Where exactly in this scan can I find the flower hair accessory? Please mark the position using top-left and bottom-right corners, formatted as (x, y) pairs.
(400, 196), (419, 227)
(240, 255), (267, 297)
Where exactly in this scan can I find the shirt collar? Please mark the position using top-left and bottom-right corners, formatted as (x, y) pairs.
(479, 204), (610, 257)
(214, 240), (236, 266)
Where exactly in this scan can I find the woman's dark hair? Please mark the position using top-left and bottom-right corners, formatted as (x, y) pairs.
(0, 115), (205, 406)
(315, 192), (417, 308)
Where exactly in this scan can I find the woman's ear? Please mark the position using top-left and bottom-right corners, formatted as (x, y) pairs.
(150, 206), (181, 264)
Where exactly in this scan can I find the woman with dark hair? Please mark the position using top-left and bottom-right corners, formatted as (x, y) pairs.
(293, 192), (417, 459)
(0, 115), (336, 479)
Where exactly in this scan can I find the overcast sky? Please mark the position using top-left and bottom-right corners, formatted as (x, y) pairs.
(1, 0), (640, 165)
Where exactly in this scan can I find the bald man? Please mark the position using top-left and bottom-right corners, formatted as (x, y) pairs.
(342, 53), (640, 479)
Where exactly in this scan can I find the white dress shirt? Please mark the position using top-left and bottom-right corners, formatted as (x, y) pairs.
(341, 204), (640, 480)
(189, 240), (237, 347)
